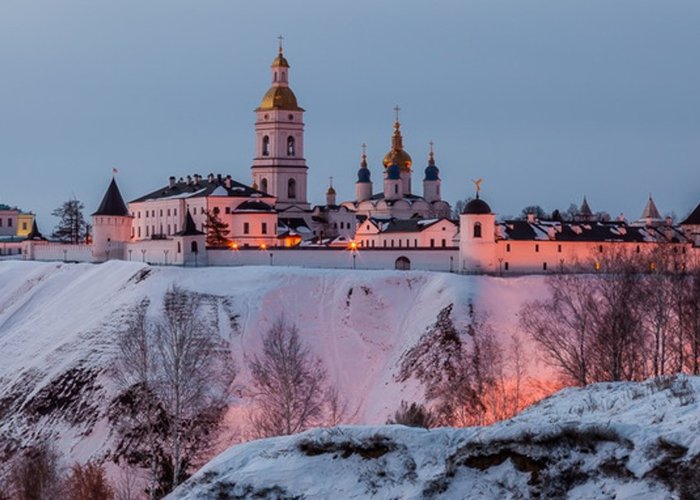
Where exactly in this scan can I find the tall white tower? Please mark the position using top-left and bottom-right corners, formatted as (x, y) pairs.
(251, 39), (310, 210)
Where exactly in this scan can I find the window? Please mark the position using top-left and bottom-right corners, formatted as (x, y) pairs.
(225, 207), (231, 214)
(543, 262), (548, 271)
(138, 227), (141, 237)
(599, 245), (604, 253)
(174, 209), (177, 216)
(505, 262), (509, 271)
(430, 238), (435, 248)
(636, 245), (640, 253)
(213, 207), (220, 215)
(391, 240), (395, 248)
(159, 210), (163, 217)
(0, 219), (3, 227)
(506, 243), (511, 252)
(8, 219), (12, 227)
(394, 185), (398, 194)
(201, 207), (205, 214)
(174, 224), (178, 233)
(262, 222), (267, 234)
(558, 244), (562, 253)
(414, 239), (418, 247)
(288, 179), (296, 199)
(146, 226), (149, 237)
(262, 135), (270, 156)
(167, 209), (171, 216)
(287, 136), (296, 156)
(473, 222), (482, 238)
(398, 240), (402, 248)
(138, 212), (141, 219)
(243, 222), (250, 234)
(177, 242), (181, 253)
(191, 241), (198, 253)
(383, 240), (387, 247)
(167, 224), (171, 235)
(441, 239), (446, 247)
(261, 178), (268, 193)
(535, 244), (540, 253)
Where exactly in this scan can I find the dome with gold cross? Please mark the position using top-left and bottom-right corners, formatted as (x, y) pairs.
(256, 39), (303, 112)
(382, 108), (412, 172)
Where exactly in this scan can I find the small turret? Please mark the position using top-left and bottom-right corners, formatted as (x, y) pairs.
(355, 143), (372, 202)
(459, 183), (496, 273)
(423, 141), (441, 203)
(326, 178), (337, 206)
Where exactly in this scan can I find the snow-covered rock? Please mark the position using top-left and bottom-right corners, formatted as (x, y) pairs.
(168, 376), (700, 499)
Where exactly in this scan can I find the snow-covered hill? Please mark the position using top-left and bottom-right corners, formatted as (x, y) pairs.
(0, 260), (551, 477)
(169, 376), (700, 499)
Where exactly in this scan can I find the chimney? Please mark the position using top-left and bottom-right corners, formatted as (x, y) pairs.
(527, 213), (536, 223)
(617, 213), (626, 222)
(169, 176), (176, 188)
(186, 175), (192, 185)
(224, 175), (232, 189)
(194, 174), (201, 184)
(207, 173), (215, 183)
(665, 216), (673, 226)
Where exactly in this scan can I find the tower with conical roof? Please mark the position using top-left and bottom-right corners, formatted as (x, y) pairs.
(251, 38), (310, 210)
(637, 193), (663, 226)
(92, 177), (133, 261)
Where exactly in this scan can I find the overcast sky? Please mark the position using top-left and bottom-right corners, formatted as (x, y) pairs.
(1, 0), (699, 229)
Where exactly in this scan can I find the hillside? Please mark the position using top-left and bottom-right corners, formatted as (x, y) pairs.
(169, 376), (700, 499)
(0, 260), (551, 478)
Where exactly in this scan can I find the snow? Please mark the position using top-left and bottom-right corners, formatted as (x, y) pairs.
(169, 376), (700, 499)
(0, 261), (549, 479)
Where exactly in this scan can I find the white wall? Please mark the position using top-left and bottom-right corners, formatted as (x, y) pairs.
(30, 243), (93, 262)
(207, 247), (458, 271)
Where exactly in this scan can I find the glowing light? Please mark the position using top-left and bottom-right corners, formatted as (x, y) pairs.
(260, 243), (268, 251)
(229, 241), (239, 251)
(348, 241), (359, 252)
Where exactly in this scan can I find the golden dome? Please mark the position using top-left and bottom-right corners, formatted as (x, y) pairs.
(382, 120), (412, 172)
(326, 186), (336, 195)
(257, 86), (303, 111)
(271, 54), (290, 68)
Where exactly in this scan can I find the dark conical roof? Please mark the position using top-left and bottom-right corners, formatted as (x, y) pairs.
(176, 209), (204, 236)
(93, 178), (130, 216)
(26, 220), (46, 240)
(681, 201), (700, 225)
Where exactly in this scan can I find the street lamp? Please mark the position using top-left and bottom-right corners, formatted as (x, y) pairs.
(164, 249), (169, 265)
(498, 257), (504, 276)
(141, 249), (147, 263)
(128, 249), (133, 261)
(63, 249), (67, 262)
(449, 255), (454, 273)
(348, 241), (359, 269)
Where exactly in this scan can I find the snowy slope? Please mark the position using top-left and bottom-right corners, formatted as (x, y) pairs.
(0, 260), (551, 475)
(169, 376), (700, 500)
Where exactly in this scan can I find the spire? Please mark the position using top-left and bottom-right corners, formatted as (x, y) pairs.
(428, 141), (435, 167)
(391, 106), (404, 152)
(382, 106), (412, 170)
(641, 193), (662, 221)
(357, 143), (371, 183)
(271, 35), (290, 68)
(178, 209), (204, 236)
(93, 178), (130, 217)
(26, 219), (45, 241)
(579, 196), (593, 220)
(326, 176), (336, 195)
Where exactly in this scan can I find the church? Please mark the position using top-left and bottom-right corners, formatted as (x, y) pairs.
(14, 42), (700, 273)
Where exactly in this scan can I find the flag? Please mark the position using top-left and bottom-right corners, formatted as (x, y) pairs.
(112, 167), (119, 175)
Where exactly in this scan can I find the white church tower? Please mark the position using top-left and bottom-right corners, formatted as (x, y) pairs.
(251, 38), (310, 210)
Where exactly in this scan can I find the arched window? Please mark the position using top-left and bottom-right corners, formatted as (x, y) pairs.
(473, 221), (482, 238)
(288, 178), (296, 199)
(191, 241), (198, 253)
(287, 136), (296, 156)
(395, 256), (411, 271)
(262, 135), (270, 156)
(394, 184), (398, 194)
(260, 178), (268, 193)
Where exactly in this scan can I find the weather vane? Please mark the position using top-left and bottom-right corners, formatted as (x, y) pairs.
(472, 178), (483, 195)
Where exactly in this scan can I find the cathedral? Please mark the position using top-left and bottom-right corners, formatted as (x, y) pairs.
(13, 41), (700, 273)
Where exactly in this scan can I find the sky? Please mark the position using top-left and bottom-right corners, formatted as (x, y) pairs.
(1, 0), (699, 230)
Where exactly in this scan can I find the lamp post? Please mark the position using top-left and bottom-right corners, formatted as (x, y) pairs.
(349, 241), (358, 269)
(63, 249), (67, 262)
(164, 249), (169, 265)
(141, 249), (147, 263)
(498, 257), (504, 276)
(128, 249), (133, 261)
(449, 255), (454, 273)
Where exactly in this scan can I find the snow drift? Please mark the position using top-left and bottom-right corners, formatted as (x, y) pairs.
(168, 376), (700, 499)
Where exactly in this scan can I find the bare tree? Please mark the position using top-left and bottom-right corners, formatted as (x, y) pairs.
(520, 274), (597, 385)
(112, 288), (236, 496)
(397, 303), (503, 427)
(8, 442), (64, 500)
(64, 462), (114, 500)
(248, 317), (328, 437)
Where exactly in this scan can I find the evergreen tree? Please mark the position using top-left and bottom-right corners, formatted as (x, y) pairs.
(52, 198), (86, 244)
(203, 210), (230, 248)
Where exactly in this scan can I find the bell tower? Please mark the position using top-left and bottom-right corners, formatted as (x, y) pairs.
(251, 38), (310, 210)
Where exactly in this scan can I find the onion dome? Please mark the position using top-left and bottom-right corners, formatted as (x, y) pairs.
(462, 195), (492, 215)
(382, 110), (412, 172)
(357, 144), (371, 183)
(387, 163), (401, 180)
(424, 142), (439, 181)
(326, 185), (336, 195)
(257, 87), (302, 111)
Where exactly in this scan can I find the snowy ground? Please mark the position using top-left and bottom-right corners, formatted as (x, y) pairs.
(169, 376), (700, 499)
(0, 260), (553, 477)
